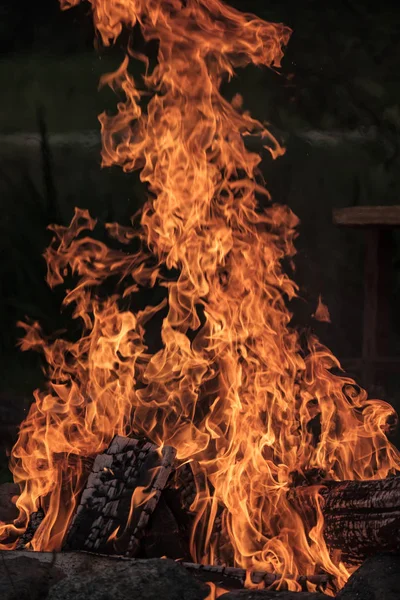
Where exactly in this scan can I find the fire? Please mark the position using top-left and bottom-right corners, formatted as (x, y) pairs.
(1, 0), (400, 593)
(205, 582), (228, 599)
(313, 296), (331, 323)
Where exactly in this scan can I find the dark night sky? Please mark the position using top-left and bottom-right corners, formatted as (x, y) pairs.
(0, 0), (399, 55)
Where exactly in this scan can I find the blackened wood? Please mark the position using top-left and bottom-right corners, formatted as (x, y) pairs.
(321, 476), (400, 561)
(292, 476), (400, 562)
(172, 463), (197, 513)
(143, 495), (191, 560)
(180, 562), (331, 589)
(65, 435), (176, 557)
(16, 509), (45, 549)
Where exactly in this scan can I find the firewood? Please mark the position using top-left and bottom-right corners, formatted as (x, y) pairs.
(320, 476), (400, 562)
(17, 437), (400, 568)
(290, 475), (400, 562)
(65, 435), (176, 557)
(180, 561), (331, 589)
(16, 509), (45, 549)
(142, 495), (191, 560)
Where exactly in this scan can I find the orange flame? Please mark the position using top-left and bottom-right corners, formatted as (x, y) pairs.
(1, 0), (400, 594)
(313, 296), (331, 323)
(205, 582), (228, 599)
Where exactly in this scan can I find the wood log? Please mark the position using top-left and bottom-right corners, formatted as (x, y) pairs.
(320, 476), (400, 562)
(14, 438), (198, 557)
(16, 509), (45, 549)
(15, 437), (400, 567)
(65, 435), (177, 557)
(180, 561), (331, 590)
(290, 475), (400, 563)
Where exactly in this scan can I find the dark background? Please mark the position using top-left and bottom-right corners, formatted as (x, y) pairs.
(1, 0), (400, 477)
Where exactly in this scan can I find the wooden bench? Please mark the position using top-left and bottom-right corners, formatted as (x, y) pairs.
(333, 205), (400, 388)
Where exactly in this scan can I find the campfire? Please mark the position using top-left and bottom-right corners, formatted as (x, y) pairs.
(1, 0), (400, 597)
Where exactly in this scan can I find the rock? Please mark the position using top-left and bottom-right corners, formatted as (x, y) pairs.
(220, 591), (328, 600)
(336, 554), (400, 600)
(47, 557), (209, 600)
(0, 552), (330, 600)
(0, 555), (65, 600)
(0, 482), (19, 523)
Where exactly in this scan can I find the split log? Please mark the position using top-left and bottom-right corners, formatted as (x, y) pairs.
(65, 436), (177, 557)
(16, 509), (45, 549)
(14, 437), (196, 557)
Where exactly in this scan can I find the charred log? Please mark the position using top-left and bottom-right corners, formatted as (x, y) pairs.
(15, 437), (400, 569)
(320, 476), (400, 562)
(65, 435), (177, 557)
(180, 561), (331, 590)
(290, 475), (400, 563)
(16, 508), (45, 549)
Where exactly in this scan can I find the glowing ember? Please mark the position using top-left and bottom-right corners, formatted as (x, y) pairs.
(1, 0), (400, 594)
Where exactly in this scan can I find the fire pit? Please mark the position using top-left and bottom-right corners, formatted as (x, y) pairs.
(1, 0), (400, 598)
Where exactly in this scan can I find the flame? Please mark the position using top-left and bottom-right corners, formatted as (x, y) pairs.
(244, 570), (265, 590)
(313, 296), (331, 323)
(205, 582), (228, 599)
(1, 0), (400, 593)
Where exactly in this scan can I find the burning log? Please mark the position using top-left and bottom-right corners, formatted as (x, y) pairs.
(180, 561), (331, 590)
(291, 475), (400, 563)
(14, 437), (197, 558)
(65, 436), (177, 557)
(320, 476), (400, 562)
(17, 436), (400, 570)
(16, 508), (45, 549)
(62, 436), (400, 571)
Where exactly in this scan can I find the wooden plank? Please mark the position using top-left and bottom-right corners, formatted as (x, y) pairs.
(333, 205), (400, 227)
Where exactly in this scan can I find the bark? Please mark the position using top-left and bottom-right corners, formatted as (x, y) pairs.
(320, 476), (400, 561)
(291, 475), (400, 562)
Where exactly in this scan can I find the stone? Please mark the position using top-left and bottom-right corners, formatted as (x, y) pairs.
(336, 553), (400, 600)
(0, 552), (332, 600)
(0, 555), (65, 600)
(47, 558), (209, 600)
(0, 482), (19, 523)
